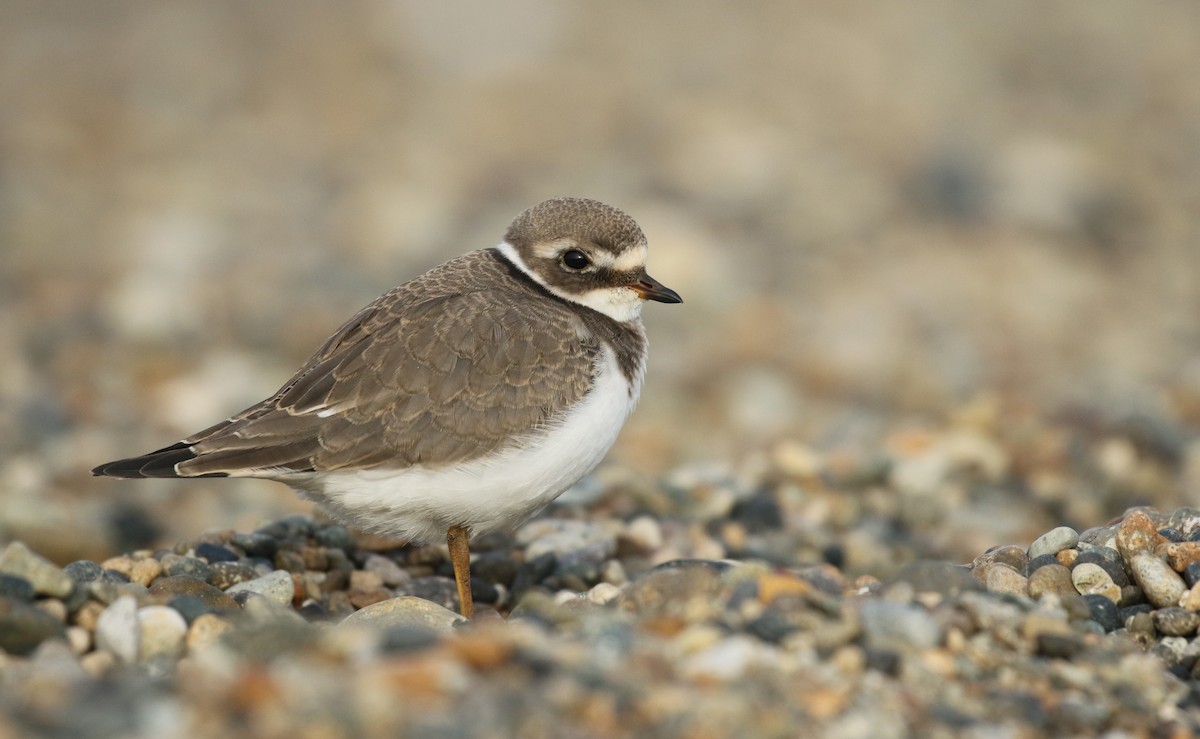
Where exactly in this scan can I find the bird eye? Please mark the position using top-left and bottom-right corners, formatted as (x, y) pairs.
(561, 249), (591, 271)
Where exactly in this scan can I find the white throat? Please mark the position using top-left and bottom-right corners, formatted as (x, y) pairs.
(495, 242), (645, 323)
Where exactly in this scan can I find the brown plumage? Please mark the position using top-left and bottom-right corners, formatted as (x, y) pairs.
(92, 197), (682, 617)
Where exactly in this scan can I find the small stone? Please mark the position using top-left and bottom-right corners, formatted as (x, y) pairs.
(1164, 542), (1200, 572)
(1185, 563), (1200, 588)
(0, 596), (67, 655)
(619, 560), (733, 619)
(313, 524), (357, 551)
(1022, 610), (1072, 640)
(129, 558), (163, 587)
(226, 570), (296, 605)
(137, 605), (188, 662)
(1082, 594), (1121, 632)
(1024, 554), (1060, 576)
(1117, 510), (1163, 559)
(186, 613), (235, 651)
(149, 575), (239, 611)
(979, 563), (1028, 597)
(1055, 549), (1078, 568)
(364, 555), (413, 588)
(339, 595), (465, 631)
(1028, 564), (1076, 599)
(0, 573), (36, 602)
(0, 542), (73, 598)
(80, 650), (117, 678)
(1154, 607), (1200, 637)
(1073, 549), (1129, 586)
(230, 532), (279, 559)
(36, 598), (67, 623)
(64, 560), (104, 584)
(519, 520), (617, 567)
(194, 542), (239, 564)
(1129, 553), (1187, 608)
(1071, 563), (1121, 604)
(208, 561), (259, 590)
(586, 582), (621, 605)
(890, 561), (982, 598)
(1181, 582), (1200, 611)
(163, 555), (217, 584)
(973, 544), (1031, 574)
(95, 595), (140, 664)
(728, 491), (784, 532)
(65, 625), (91, 655)
(1028, 526), (1079, 560)
(100, 555), (134, 578)
(350, 570), (384, 592)
(621, 515), (665, 553)
(859, 601), (940, 651)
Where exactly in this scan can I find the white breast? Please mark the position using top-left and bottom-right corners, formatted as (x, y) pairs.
(298, 344), (644, 543)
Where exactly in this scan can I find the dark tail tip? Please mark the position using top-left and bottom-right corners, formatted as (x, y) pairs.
(92, 442), (199, 479)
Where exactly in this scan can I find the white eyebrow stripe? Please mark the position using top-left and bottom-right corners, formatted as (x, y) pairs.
(611, 244), (647, 272)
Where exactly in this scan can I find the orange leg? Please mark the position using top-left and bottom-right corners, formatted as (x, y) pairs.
(446, 525), (474, 618)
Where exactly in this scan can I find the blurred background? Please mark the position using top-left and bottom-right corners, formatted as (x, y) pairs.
(2, 1), (1198, 567)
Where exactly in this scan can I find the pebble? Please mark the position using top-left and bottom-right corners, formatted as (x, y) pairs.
(1027, 526), (1080, 560)
(0, 573), (36, 602)
(129, 558), (163, 587)
(94, 595), (140, 664)
(0, 541), (74, 598)
(978, 563), (1029, 597)
(1153, 607), (1200, 637)
(339, 595), (465, 631)
(0, 596), (67, 656)
(364, 554), (413, 588)
(1116, 510), (1162, 559)
(1027, 564), (1076, 599)
(149, 574), (240, 610)
(859, 601), (940, 651)
(1071, 563), (1121, 604)
(186, 613), (235, 652)
(519, 520), (617, 566)
(225, 570), (297, 605)
(1129, 553), (1187, 608)
(137, 605), (188, 661)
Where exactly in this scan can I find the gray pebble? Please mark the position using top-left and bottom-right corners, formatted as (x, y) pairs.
(859, 600), (940, 651)
(0, 541), (74, 598)
(363, 554), (412, 588)
(225, 570), (296, 605)
(1027, 526), (1079, 560)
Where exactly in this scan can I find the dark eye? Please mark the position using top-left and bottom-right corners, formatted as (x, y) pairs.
(561, 249), (591, 270)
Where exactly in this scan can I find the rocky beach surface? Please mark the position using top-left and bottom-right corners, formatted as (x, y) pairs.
(4, 424), (1200, 738)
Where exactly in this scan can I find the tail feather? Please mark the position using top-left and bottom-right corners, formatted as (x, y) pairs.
(91, 442), (225, 479)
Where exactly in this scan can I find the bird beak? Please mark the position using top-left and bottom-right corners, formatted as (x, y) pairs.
(632, 273), (683, 304)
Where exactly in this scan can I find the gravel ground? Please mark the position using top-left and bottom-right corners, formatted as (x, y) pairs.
(4, 428), (1200, 738)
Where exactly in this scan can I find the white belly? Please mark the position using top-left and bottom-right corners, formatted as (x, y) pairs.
(295, 345), (642, 543)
